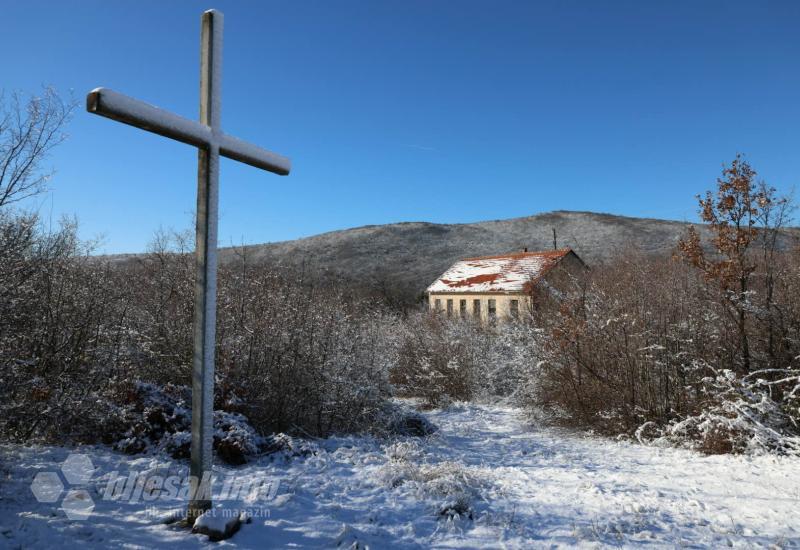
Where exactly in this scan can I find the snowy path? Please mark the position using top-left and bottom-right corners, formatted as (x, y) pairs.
(2, 403), (800, 548)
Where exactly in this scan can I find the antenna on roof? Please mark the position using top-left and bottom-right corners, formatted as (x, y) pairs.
(552, 228), (558, 250)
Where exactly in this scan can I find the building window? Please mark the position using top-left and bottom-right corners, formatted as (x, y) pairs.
(510, 299), (519, 318)
(473, 299), (481, 319)
(446, 299), (453, 317)
(488, 299), (496, 323)
(434, 298), (441, 312)
(459, 299), (467, 319)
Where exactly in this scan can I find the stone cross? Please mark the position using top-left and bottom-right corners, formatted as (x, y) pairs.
(86, 9), (290, 519)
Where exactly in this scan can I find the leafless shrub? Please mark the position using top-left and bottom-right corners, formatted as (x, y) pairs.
(391, 313), (482, 407)
(0, 222), (400, 446)
(0, 211), (128, 442)
(390, 311), (542, 408)
(215, 250), (399, 436)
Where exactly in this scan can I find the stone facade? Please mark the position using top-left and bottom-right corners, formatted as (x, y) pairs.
(428, 292), (531, 322)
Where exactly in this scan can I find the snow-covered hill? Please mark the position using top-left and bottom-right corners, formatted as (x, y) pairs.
(218, 210), (705, 299)
(3, 403), (798, 548)
(103, 211), (798, 303)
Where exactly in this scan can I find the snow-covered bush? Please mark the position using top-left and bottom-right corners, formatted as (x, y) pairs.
(0, 211), (129, 443)
(640, 366), (800, 455)
(391, 313), (480, 407)
(477, 320), (543, 402)
(0, 222), (400, 448)
(391, 311), (541, 408)
(215, 260), (399, 436)
(109, 382), (276, 465)
(527, 244), (800, 454)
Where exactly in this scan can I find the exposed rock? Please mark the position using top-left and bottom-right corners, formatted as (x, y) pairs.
(192, 509), (247, 542)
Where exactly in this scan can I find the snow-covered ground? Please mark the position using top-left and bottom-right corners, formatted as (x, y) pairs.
(2, 403), (799, 548)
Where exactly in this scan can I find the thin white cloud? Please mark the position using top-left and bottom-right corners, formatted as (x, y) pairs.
(401, 143), (438, 153)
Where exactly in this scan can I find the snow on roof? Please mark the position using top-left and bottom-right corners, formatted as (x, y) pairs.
(427, 248), (573, 294)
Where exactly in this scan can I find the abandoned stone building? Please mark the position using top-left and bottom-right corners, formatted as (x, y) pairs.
(426, 248), (586, 322)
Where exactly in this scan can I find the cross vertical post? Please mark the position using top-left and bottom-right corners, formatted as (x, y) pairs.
(189, 9), (222, 520)
(85, 7), (290, 523)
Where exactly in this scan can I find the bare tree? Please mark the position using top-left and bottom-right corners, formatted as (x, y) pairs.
(0, 87), (76, 208)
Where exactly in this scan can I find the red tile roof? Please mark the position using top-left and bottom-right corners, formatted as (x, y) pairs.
(427, 248), (573, 294)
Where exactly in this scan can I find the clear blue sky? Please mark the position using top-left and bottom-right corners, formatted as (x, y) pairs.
(4, 0), (799, 253)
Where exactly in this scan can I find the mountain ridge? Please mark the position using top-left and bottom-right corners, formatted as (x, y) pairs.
(103, 210), (796, 302)
(216, 210), (711, 299)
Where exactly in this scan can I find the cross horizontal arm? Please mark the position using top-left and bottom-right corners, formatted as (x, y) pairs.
(87, 87), (211, 148)
(86, 87), (291, 175)
(219, 134), (290, 175)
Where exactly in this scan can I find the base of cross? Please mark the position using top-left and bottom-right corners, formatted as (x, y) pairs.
(186, 499), (212, 524)
(170, 503), (249, 542)
(193, 517), (242, 542)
